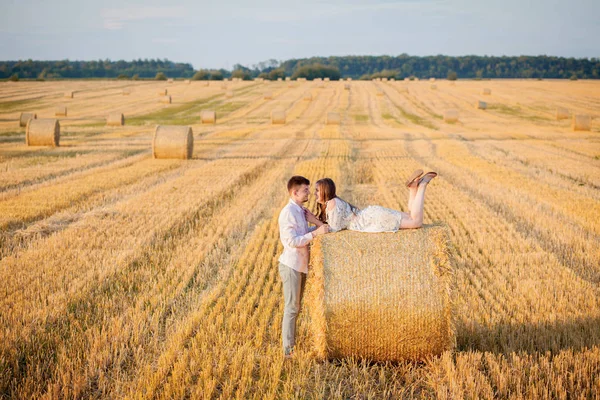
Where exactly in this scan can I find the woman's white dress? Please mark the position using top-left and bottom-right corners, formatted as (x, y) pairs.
(326, 197), (404, 233)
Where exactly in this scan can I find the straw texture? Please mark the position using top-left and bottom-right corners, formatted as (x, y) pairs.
(106, 112), (124, 126)
(159, 95), (172, 104)
(19, 112), (37, 127)
(271, 111), (286, 124)
(306, 225), (455, 362)
(201, 111), (217, 124)
(572, 115), (591, 131)
(326, 112), (341, 125)
(152, 125), (193, 159)
(26, 118), (60, 147)
(444, 109), (459, 123)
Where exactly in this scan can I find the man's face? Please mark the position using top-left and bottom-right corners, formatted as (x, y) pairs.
(292, 184), (310, 203)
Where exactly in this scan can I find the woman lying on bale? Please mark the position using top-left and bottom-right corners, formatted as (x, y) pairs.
(305, 169), (437, 232)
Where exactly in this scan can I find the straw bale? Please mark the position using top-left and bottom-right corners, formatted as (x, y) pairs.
(556, 107), (569, 120)
(201, 110), (217, 124)
(324, 77), (330, 82)
(152, 125), (193, 159)
(159, 95), (172, 104)
(184, 79), (191, 84)
(443, 109), (459, 123)
(306, 225), (454, 361)
(476, 100), (487, 110)
(382, 78), (388, 82)
(390, 78), (395, 82)
(344, 84), (351, 90)
(19, 112), (37, 127)
(264, 92), (273, 100)
(414, 78), (420, 81)
(481, 88), (491, 95)
(157, 88), (168, 96)
(347, 78), (352, 81)
(285, 77), (291, 81)
(303, 92), (313, 101)
(64, 91), (73, 98)
(572, 115), (591, 131)
(430, 84), (437, 90)
(225, 90), (234, 98)
(122, 88), (131, 95)
(167, 78), (174, 83)
(106, 112), (124, 126)
(277, 77), (283, 82)
(429, 78), (436, 82)
(376, 89), (384, 96)
(404, 78), (410, 81)
(317, 82), (325, 88)
(26, 118), (60, 146)
(326, 112), (341, 125)
(55, 106), (67, 117)
(271, 110), (286, 124)
(202, 81), (210, 87)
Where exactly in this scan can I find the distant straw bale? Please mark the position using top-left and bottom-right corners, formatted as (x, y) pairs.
(64, 91), (73, 98)
(225, 90), (234, 98)
(429, 78), (436, 82)
(26, 118), (60, 146)
(556, 107), (569, 120)
(152, 125), (193, 159)
(430, 84), (437, 90)
(476, 100), (487, 110)
(264, 92), (273, 100)
(382, 78), (388, 82)
(326, 112), (341, 125)
(324, 77), (330, 82)
(201, 111), (216, 124)
(184, 79), (191, 84)
(55, 106), (67, 117)
(277, 77), (283, 82)
(482, 88), (491, 95)
(306, 226), (454, 362)
(106, 112), (124, 126)
(122, 88), (131, 95)
(167, 78), (174, 83)
(303, 92), (313, 101)
(444, 109), (459, 123)
(159, 95), (172, 104)
(344, 84), (351, 90)
(572, 115), (591, 131)
(271, 110), (286, 124)
(19, 112), (37, 127)
(376, 89), (384, 96)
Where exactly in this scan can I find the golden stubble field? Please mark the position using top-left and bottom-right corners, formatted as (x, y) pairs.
(0, 78), (599, 399)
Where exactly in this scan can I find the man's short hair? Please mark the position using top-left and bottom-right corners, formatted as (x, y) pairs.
(287, 175), (310, 192)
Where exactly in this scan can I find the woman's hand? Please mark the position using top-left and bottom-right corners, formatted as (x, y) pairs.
(304, 207), (323, 226)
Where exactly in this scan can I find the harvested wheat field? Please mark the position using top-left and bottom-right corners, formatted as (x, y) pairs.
(1, 78), (600, 399)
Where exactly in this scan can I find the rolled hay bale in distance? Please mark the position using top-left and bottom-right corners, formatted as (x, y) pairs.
(122, 88), (131, 95)
(159, 95), (172, 104)
(225, 90), (234, 98)
(303, 92), (313, 101)
(390, 78), (395, 82)
(326, 112), (341, 125)
(285, 77), (291, 81)
(19, 112), (37, 127)
(202, 81), (210, 87)
(271, 110), (286, 124)
(429, 77), (436, 82)
(64, 91), (73, 98)
(106, 112), (124, 126)
(306, 226), (454, 362)
(324, 77), (330, 82)
(376, 89), (384, 96)
(26, 118), (60, 146)
(264, 92), (273, 100)
(55, 106), (67, 117)
(481, 88), (491, 95)
(277, 77), (283, 82)
(201, 110), (216, 124)
(476, 100), (487, 110)
(347, 78), (352, 81)
(382, 78), (388, 82)
(344, 84), (351, 90)
(430, 84), (437, 90)
(556, 107), (569, 120)
(167, 78), (174, 83)
(152, 125), (193, 159)
(443, 109), (459, 123)
(157, 88), (168, 96)
(184, 79), (191, 84)
(572, 115), (591, 131)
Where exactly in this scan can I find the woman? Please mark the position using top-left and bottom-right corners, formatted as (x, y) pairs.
(305, 169), (437, 232)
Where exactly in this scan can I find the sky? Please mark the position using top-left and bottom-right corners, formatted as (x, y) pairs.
(1, 0), (598, 70)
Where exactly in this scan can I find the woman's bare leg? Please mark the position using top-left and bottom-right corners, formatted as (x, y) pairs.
(407, 184), (417, 213)
(401, 173), (436, 229)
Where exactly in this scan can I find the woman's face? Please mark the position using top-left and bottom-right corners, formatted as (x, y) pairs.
(314, 184), (323, 204)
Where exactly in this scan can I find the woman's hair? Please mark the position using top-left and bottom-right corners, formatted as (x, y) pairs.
(315, 178), (357, 223)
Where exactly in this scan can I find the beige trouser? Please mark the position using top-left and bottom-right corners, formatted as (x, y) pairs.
(279, 263), (307, 353)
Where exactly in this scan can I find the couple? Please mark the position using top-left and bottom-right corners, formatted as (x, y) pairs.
(277, 169), (437, 358)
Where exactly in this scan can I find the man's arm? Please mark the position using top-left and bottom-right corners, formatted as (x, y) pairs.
(279, 208), (313, 248)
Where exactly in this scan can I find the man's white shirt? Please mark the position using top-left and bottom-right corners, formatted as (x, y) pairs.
(278, 198), (317, 274)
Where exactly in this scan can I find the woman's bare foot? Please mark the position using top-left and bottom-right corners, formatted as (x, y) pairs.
(418, 172), (438, 185)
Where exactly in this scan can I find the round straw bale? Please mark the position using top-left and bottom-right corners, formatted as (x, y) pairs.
(184, 79), (191, 84)
(201, 110), (216, 124)
(264, 92), (273, 100)
(430, 84), (437, 90)
(414, 77), (420, 81)
(285, 77), (291, 81)
(476, 100), (487, 110)
(287, 82), (294, 88)
(303, 92), (313, 101)
(106, 112), (124, 126)
(277, 77), (283, 82)
(202, 81), (210, 87)
(26, 118), (60, 146)
(167, 78), (174, 83)
(159, 95), (172, 104)
(556, 107), (569, 120)
(271, 110), (286, 124)
(347, 78), (352, 81)
(344, 84), (351, 90)
(122, 88), (131, 95)
(19, 112), (37, 127)
(324, 77), (330, 82)
(572, 115), (591, 131)
(443, 109), (459, 123)
(152, 125), (193, 159)
(376, 89), (384, 96)
(404, 78), (410, 81)
(481, 88), (491, 95)
(326, 112), (341, 125)
(225, 90), (234, 98)
(390, 78), (395, 82)
(382, 77), (388, 82)
(157, 88), (168, 96)
(429, 77), (436, 82)
(306, 226), (454, 362)
(55, 106), (67, 117)
(64, 91), (73, 98)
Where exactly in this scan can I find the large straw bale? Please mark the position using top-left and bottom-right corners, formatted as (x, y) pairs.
(326, 112), (341, 125)
(201, 110), (216, 124)
(26, 118), (60, 146)
(19, 112), (37, 127)
(556, 107), (569, 120)
(306, 225), (454, 361)
(159, 95), (172, 104)
(481, 88), (491, 95)
(157, 88), (168, 96)
(264, 92), (273, 100)
(271, 110), (286, 124)
(303, 92), (313, 101)
(476, 100), (487, 110)
(64, 91), (73, 98)
(55, 106), (67, 117)
(443, 109), (459, 123)
(106, 112), (124, 126)
(572, 115), (591, 131)
(152, 125), (193, 159)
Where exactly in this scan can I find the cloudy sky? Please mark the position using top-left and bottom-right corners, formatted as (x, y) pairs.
(1, 0), (598, 70)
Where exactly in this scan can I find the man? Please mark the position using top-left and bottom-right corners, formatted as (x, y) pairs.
(278, 175), (329, 359)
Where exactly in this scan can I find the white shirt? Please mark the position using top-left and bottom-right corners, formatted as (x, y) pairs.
(278, 198), (317, 273)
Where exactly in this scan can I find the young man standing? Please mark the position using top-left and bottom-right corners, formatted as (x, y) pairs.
(278, 176), (329, 359)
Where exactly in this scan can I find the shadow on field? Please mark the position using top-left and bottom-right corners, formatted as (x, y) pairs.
(456, 315), (600, 354)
